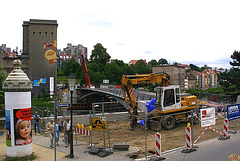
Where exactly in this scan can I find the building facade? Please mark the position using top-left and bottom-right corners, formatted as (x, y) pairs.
(152, 64), (185, 92)
(22, 19), (58, 97)
(0, 45), (29, 76)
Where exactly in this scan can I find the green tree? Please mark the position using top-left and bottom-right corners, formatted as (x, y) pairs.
(189, 64), (201, 72)
(148, 59), (158, 66)
(90, 43), (111, 66)
(133, 59), (151, 74)
(104, 62), (123, 84)
(158, 58), (168, 65)
(220, 51), (240, 97)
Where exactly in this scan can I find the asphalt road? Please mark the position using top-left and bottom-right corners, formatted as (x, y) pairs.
(161, 132), (240, 161)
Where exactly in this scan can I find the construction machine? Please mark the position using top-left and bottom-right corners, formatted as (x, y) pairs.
(80, 53), (95, 88)
(121, 73), (198, 130)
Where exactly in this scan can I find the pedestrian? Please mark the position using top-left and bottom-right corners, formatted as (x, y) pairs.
(55, 119), (60, 146)
(32, 111), (41, 135)
(63, 117), (71, 147)
(46, 119), (54, 148)
(58, 118), (62, 131)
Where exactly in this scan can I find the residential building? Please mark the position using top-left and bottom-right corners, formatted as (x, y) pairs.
(128, 59), (148, 66)
(152, 64), (185, 91)
(0, 45), (29, 76)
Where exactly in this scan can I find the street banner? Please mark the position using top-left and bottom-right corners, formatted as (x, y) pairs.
(227, 104), (240, 121)
(200, 108), (215, 127)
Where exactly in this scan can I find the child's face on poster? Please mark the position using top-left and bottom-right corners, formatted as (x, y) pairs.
(18, 121), (31, 139)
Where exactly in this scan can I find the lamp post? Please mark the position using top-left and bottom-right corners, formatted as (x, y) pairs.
(68, 72), (76, 158)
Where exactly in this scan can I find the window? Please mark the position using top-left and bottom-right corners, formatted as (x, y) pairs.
(33, 32), (35, 34)
(51, 32), (53, 35)
(164, 89), (175, 107)
(45, 32), (47, 35)
(39, 32), (41, 34)
(176, 88), (180, 103)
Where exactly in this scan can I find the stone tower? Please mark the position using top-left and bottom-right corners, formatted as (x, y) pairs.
(22, 19), (58, 97)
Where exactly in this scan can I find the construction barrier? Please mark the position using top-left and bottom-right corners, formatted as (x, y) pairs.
(76, 128), (92, 136)
(75, 124), (92, 136)
(186, 126), (192, 149)
(155, 132), (161, 156)
(223, 118), (228, 137)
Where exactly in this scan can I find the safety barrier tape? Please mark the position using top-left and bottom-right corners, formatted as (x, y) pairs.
(193, 126), (209, 144)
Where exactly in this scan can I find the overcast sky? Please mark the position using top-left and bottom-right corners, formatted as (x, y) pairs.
(1, 0), (240, 69)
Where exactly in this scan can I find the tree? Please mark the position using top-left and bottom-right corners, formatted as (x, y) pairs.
(132, 59), (151, 74)
(90, 43), (111, 66)
(104, 62), (123, 84)
(189, 64), (201, 72)
(148, 59), (158, 66)
(158, 58), (168, 65)
(220, 51), (240, 97)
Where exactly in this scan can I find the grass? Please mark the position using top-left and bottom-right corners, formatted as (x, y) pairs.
(4, 153), (37, 161)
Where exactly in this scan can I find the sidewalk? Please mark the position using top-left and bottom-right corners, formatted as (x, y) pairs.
(0, 131), (136, 161)
(32, 133), (135, 161)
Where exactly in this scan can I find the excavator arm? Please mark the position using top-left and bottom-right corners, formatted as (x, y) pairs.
(121, 73), (171, 118)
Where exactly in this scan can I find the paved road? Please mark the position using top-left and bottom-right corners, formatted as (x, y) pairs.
(161, 132), (240, 161)
(33, 134), (136, 161)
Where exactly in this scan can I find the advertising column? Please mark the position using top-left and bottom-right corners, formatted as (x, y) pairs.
(2, 59), (33, 157)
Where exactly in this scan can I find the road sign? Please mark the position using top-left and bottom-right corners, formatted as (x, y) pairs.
(57, 103), (71, 107)
(200, 108), (215, 127)
(91, 118), (108, 131)
(227, 104), (240, 121)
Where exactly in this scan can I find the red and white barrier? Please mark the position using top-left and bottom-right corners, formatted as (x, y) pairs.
(223, 118), (228, 137)
(155, 132), (161, 156)
(76, 128), (91, 136)
(186, 127), (192, 149)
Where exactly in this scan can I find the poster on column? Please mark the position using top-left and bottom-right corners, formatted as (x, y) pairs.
(227, 104), (240, 121)
(200, 108), (215, 127)
(13, 108), (32, 146)
(5, 110), (11, 147)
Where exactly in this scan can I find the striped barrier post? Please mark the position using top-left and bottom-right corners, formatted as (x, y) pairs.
(223, 118), (228, 137)
(182, 125), (196, 153)
(186, 126), (192, 149)
(155, 133), (161, 156)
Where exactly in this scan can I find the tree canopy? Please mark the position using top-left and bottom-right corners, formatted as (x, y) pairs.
(90, 43), (111, 66)
(158, 58), (168, 65)
(220, 51), (240, 97)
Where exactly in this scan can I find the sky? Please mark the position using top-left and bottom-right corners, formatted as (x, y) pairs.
(1, 0), (240, 69)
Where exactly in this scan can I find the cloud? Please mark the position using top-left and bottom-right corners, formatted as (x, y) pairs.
(86, 20), (113, 28)
(144, 50), (154, 54)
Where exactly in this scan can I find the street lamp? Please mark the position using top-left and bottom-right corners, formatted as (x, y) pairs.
(68, 72), (76, 158)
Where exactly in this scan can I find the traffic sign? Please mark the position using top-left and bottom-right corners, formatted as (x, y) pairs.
(57, 103), (71, 107)
(91, 118), (108, 131)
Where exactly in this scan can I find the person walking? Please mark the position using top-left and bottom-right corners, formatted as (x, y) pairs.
(55, 119), (60, 146)
(63, 117), (71, 147)
(32, 111), (41, 135)
(46, 119), (54, 148)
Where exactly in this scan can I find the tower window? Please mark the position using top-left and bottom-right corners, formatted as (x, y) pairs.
(45, 32), (47, 34)
(33, 32), (35, 34)
(39, 32), (41, 34)
(51, 32), (53, 35)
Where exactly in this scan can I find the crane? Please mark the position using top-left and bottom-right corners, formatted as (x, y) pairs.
(80, 53), (94, 88)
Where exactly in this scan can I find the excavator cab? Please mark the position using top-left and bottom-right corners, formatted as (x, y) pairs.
(155, 85), (181, 112)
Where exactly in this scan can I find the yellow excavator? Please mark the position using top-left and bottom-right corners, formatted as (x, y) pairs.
(121, 72), (198, 130)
